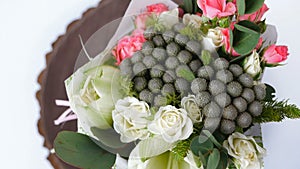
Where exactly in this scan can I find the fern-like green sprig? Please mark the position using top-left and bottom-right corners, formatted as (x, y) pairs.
(172, 140), (191, 160)
(165, 93), (181, 107)
(179, 25), (204, 41)
(145, 14), (166, 32)
(254, 99), (300, 123)
(120, 76), (138, 97)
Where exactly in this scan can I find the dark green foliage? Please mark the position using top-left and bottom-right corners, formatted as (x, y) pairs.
(54, 131), (115, 169)
(254, 99), (300, 123)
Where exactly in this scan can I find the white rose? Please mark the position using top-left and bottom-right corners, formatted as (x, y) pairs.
(181, 95), (203, 123)
(112, 97), (151, 143)
(183, 14), (202, 28)
(243, 50), (262, 77)
(206, 27), (224, 47)
(223, 132), (266, 169)
(148, 105), (193, 143)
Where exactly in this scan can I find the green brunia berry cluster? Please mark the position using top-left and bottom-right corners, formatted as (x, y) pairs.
(119, 21), (267, 135)
(201, 59), (266, 135)
(120, 22), (204, 107)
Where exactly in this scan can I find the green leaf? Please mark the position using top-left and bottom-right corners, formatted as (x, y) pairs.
(217, 150), (229, 169)
(194, 0), (201, 13)
(228, 161), (238, 169)
(235, 20), (261, 33)
(183, 0), (193, 13)
(245, 0), (265, 14)
(197, 150), (207, 167)
(229, 29), (234, 48)
(103, 55), (117, 67)
(236, 0), (246, 16)
(202, 130), (222, 148)
(177, 68), (196, 82)
(54, 131), (116, 169)
(207, 149), (220, 169)
(258, 19), (267, 33)
(264, 83), (276, 101)
(191, 135), (214, 156)
(229, 54), (247, 63)
(200, 50), (212, 65)
(90, 127), (135, 157)
(232, 21), (260, 55)
(254, 99), (300, 123)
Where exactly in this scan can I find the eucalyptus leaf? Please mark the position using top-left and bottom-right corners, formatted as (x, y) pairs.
(232, 21), (260, 55)
(236, 0), (246, 16)
(207, 149), (220, 169)
(91, 127), (135, 157)
(191, 135), (214, 156)
(217, 150), (229, 169)
(202, 130), (222, 148)
(54, 131), (116, 169)
(197, 150), (207, 167)
(245, 0), (265, 14)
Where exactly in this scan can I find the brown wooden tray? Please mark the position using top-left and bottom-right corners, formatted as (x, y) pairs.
(36, 0), (181, 168)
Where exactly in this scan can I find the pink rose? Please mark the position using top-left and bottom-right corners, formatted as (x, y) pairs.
(221, 28), (240, 56)
(146, 3), (169, 14)
(113, 29), (146, 65)
(263, 45), (289, 64)
(239, 4), (269, 22)
(197, 0), (236, 19)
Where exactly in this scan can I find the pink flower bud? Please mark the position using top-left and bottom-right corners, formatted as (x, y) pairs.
(263, 45), (289, 64)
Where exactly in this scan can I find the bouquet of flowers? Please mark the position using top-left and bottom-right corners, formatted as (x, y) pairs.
(53, 0), (300, 169)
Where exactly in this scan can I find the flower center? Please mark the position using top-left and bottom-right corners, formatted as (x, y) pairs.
(162, 112), (181, 127)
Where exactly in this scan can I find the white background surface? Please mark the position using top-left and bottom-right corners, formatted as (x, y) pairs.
(0, 0), (299, 169)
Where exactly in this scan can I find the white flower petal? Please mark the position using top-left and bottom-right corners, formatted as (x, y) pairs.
(223, 132), (266, 169)
(243, 50), (262, 77)
(148, 105), (193, 143)
(112, 97), (151, 143)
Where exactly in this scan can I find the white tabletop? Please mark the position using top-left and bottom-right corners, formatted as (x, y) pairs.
(0, 0), (299, 168)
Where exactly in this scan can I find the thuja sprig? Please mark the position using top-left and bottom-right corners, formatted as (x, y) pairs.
(254, 99), (300, 123)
